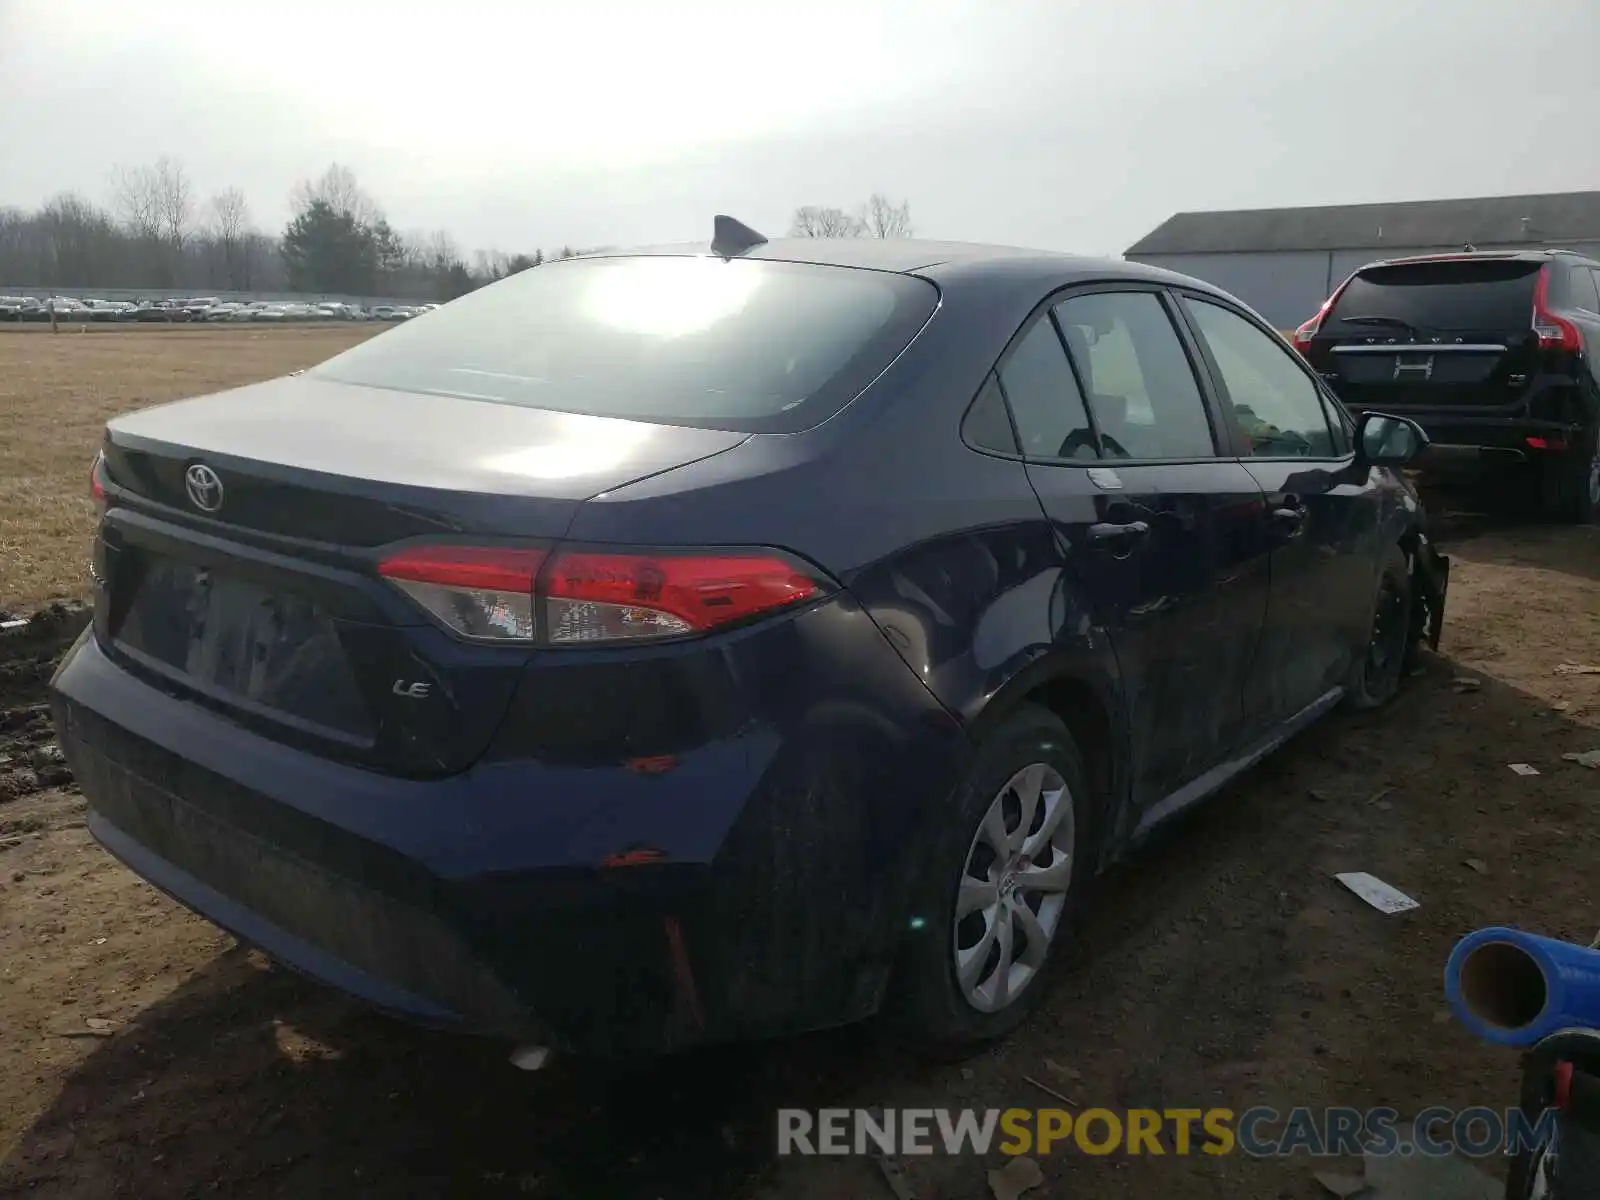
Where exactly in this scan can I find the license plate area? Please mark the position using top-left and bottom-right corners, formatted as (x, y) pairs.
(116, 556), (374, 740)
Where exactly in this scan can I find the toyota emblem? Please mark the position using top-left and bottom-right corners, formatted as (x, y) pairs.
(184, 463), (225, 513)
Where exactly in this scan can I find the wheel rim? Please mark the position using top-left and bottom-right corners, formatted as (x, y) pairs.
(953, 762), (1074, 1014)
(1366, 574), (1406, 678)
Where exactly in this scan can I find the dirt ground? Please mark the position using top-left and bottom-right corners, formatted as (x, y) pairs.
(1, 329), (1598, 1198)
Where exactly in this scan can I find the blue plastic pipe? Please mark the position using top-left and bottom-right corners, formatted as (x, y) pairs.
(1445, 927), (1600, 1047)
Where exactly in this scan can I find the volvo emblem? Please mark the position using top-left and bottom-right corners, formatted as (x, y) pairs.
(184, 463), (225, 513)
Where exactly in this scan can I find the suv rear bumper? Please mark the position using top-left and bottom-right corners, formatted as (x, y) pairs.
(51, 612), (966, 1057)
(1353, 411), (1586, 466)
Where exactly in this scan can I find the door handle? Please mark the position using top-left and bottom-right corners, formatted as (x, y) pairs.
(1270, 506), (1306, 533)
(1088, 520), (1150, 544)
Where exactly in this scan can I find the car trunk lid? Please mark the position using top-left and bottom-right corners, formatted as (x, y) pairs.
(95, 375), (748, 777)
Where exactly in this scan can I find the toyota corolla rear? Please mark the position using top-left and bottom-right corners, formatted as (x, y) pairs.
(50, 253), (962, 1056)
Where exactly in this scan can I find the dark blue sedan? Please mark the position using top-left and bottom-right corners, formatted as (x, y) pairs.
(51, 220), (1449, 1061)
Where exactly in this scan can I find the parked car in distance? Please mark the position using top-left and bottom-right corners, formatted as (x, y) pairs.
(1294, 249), (1600, 523)
(87, 300), (137, 322)
(55, 227), (1449, 1064)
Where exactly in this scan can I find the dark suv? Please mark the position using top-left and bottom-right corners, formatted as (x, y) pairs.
(1292, 250), (1600, 522)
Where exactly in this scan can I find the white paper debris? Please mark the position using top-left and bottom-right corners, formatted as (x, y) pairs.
(1335, 872), (1419, 914)
(1509, 762), (1540, 776)
(1561, 750), (1600, 770)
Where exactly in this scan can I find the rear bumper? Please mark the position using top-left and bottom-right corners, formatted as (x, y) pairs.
(51, 605), (966, 1057)
(1348, 409), (1586, 464)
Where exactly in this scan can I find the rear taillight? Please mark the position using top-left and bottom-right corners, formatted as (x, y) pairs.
(1532, 266), (1584, 352)
(377, 544), (829, 645)
(543, 551), (823, 643)
(378, 545), (545, 640)
(89, 453), (106, 508)
(1290, 272), (1356, 357)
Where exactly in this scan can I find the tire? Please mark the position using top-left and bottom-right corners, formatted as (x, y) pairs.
(1539, 420), (1600, 524)
(888, 704), (1092, 1057)
(1345, 543), (1415, 711)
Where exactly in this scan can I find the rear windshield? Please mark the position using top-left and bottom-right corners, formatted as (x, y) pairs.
(312, 255), (938, 433)
(1327, 259), (1542, 333)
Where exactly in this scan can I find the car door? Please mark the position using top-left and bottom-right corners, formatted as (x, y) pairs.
(1175, 292), (1384, 735)
(1000, 286), (1272, 816)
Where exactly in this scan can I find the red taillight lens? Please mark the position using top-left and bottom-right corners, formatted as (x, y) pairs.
(1291, 312), (1322, 355)
(1532, 265), (1584, 352)
(378, 545), (546, 641)
(1291, 272), (1357, 357)
(377, 544), (828, 644)
(89, 453), (106, 507)
(543, 550), (823, 644)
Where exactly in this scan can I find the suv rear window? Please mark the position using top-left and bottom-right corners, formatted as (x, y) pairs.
(1326, 259), (1542, 333)
(312, 255), (938, 433)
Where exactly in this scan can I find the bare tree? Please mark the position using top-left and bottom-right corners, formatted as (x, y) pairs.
(291, 163), (381, 225)
(789, 206), (866, 238)
(859, 193), (913, 238)
(423, 230), (461, 271)
(152, 156), (193, 252)
(206, 187), (252, 289)
(109, 163), (162, 241)
(109, 158), (191, 285)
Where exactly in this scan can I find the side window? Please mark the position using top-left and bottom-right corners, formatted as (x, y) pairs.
(1051, 291), (1216, 459)
(962, 374), (1019, 453)
(997, 318), (1099, 460)
(1185, 297), (1337, 458)
(1569, 266), (1600, 313)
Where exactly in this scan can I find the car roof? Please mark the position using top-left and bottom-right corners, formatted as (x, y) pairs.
(1357, 248), (1598, 271)
(579, 235), (1224, 297)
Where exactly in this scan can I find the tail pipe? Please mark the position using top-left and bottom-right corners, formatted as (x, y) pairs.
(1445, 927), (1600, 1047)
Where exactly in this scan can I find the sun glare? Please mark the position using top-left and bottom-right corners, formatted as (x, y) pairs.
(581, 258), (760, 339)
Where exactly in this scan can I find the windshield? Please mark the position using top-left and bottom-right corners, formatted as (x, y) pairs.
(1328, 259), (1542, 333)
(312, 255), (939, 433)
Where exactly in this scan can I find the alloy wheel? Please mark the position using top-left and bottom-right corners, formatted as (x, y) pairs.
(953, 762), (1074, 1013)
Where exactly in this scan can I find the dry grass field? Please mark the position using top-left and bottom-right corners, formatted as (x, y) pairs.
(0, 325), (380, 612)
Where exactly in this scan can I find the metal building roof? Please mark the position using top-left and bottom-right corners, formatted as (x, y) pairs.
(1125, 190), (1600, 256)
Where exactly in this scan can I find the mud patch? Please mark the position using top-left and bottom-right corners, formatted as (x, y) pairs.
(0, 602), (89, 804)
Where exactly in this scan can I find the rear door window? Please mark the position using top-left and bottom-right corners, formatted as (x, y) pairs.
(1326, 259), (1543, 333)
(1185, 297), (1338, 458)
(997, 319), (1098, 460)
(311, 255), (939, 433)
(962, 375), (1020, 454)
(1051, 291), (1217, 459)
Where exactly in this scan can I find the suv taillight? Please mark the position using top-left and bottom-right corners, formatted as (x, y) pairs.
(378, 544), (830, 645)
(1532, 265), (1584, 352)
(1291, 272), (1356, 357)
(89, 452), (106, 509)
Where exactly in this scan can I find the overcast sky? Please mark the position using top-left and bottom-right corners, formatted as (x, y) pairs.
(2, 0), (1596, 257)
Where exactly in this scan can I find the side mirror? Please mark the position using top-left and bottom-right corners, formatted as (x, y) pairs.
(1355, 411), (1429, 467)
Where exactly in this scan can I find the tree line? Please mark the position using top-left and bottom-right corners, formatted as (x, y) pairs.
(0, 157), (915, 301)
